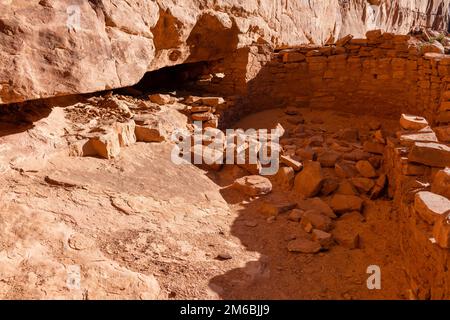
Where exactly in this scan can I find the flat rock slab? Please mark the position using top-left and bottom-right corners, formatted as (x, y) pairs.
(408, 142), (450, 168)
(414, 191), (450, 225)
(287, 238), (321, 253)
(400, 114), (429, 131)
(232, 175), (272, 196)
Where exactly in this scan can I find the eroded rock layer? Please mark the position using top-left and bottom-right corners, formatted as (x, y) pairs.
(0, 0), (449, 104)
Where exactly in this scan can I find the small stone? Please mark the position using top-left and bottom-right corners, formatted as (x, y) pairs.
(260, 201), (297, 216)
(114, 120), (136, 147)
(311, 229), (334, 249)
(356, 160), (377, 178)
(199, 97), (225, 107)
(297, 197), (336, 219)
(232, 175), (272, 196)
(285, 106), (299, 115)
(330, 194), (364, 214)
(245, 220), (258, 228)
(307, 135), (324, 147)
(282, 52), (306, 63)
(332, 224), (361, 249)
(321, 178), (339, 196)
(363, 140), (385, 155)
(300, 210), (333, 232)
(294, 161), (323, 198)
(414, 191), (450, 225)
(335, 34), (353, 47)
(192, 112), (215, 121)
(190, 105), (213, 113)
(400, 114), (429, 131)
(336, 180), (359, 196)
(217, 253), (232, 261)
(149, 93), (173, 105)
(280, 155), (303, 171)
(287, 239), (321, 253)
(336, 128), (359, 143)
(370, 174), (387, 199)
(134, 118), (167, 142)
(343, 150), (371, 161)
(296, 148), (315, 161)
(317, 150), (341, 167)
(335, 161), (359, 178)
(432, 168), (450, 199)
(288, 209), (304, 222)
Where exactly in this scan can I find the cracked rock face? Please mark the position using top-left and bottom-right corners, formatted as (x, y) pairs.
(0, 0), (449, 104)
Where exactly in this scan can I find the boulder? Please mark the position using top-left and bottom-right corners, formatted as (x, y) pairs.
(294, 161), (323, 198)
(232, 175), (272, 197)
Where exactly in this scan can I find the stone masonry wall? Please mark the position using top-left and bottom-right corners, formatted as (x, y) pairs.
(241, 31), (450, 124)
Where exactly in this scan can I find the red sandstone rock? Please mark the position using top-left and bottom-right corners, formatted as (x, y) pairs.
(311, 229), (334, 249)
(300, 210), (333, 232)
(432, 168), (450, 199)
(232, 175), (272, 196)
(280, 155), (303, 171)
(408, 142), (450, 168)
(414, 191), (450, 224)
(400, 114), (429, 131)
(287, 238), (321, 254)
(435, 126), (450, 142)
(330, 194), (364, 214)
(88, 130), (121, 159)
(294, 161), (323, 198)
(149, 94), (173, 105)
(356, 160), (377, 178)
(433, 214), (450, 248)
(351, 177), (375, 194)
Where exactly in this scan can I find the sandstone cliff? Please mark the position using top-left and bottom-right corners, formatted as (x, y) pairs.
(0, 0), (448, 104)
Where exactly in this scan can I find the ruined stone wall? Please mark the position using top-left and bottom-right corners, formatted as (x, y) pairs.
(222, 32), (450, 125)
(384, 124), (450, 299)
